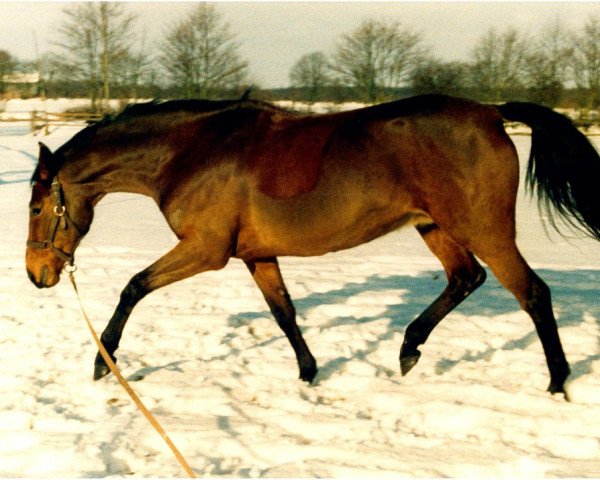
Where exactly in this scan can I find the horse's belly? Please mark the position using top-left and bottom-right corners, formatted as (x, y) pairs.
(235, 204), (428, 259)
(235, 161), (426, 259)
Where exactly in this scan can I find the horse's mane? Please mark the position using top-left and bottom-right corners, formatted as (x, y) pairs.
(52, 92), (285, 161)
(114, 98), (250, 121)
(104, 89), (288, 123)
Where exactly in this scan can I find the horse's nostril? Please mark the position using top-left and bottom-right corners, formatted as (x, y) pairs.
(27, 269), (45, 289)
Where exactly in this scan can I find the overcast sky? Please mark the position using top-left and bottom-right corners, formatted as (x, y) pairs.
(1, 1), (599, 88)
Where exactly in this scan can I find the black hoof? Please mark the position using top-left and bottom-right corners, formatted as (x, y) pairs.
(400, 347), (421, 376)
(547, 364), (571, 399)
(93, 351), (116, 381)
(547, 381), (563, 394)
(547, 380), (570, 401)
(299, 361), (318, 384)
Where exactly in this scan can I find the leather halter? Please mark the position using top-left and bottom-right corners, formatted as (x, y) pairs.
(27, 177), (85, 266)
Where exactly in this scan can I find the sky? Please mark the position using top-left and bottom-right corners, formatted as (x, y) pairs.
(0, 1), (599, 88)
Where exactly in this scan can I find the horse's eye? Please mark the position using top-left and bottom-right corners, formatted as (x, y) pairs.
(31, 207), (42, 217)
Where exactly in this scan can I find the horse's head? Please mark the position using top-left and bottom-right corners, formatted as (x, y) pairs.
(26, 143), (93, 288)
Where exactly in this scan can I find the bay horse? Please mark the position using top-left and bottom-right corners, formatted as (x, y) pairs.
(26, 94), (600, 397)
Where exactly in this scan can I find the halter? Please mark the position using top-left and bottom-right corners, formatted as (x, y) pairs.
(27, 176), (85, 267)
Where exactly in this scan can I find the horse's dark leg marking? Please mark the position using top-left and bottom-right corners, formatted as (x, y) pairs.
(400, 224), (486, 375)
(245, 257), (317, 383)
(526, 276), (571, 395)
(94, 239), (230, 380)
(93, 271), (149, 380)
(475, 246), (570, 395)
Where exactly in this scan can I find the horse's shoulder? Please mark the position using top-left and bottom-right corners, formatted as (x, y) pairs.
(247, 111), (337, 200)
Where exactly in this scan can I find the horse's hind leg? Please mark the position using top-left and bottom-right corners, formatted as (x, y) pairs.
(473, 244), (570, 395)
(400, 224), (486, 375)
(245, 257), (317, 383)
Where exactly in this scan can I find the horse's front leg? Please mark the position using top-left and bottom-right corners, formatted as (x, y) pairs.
(94, 239), (230, 380)
(93, 271), (149, 380)
(245, 257), (317, 382)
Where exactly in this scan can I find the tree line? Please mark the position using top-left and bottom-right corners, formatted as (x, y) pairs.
(290, 17), (600, 109)
(1, 3), (598, 112)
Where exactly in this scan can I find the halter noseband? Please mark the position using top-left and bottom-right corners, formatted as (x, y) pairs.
(27, 177), (84, 267)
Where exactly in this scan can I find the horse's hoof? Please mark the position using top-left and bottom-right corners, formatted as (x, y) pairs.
(93, 352), (116, 381)
(400, 348), (421, 376)
(93, 364), (111, 381)
(300, 362), (318, 384)
(547, 380), (570, 401)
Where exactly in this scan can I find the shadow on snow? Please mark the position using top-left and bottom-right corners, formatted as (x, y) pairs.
(229, 268), (599, 383)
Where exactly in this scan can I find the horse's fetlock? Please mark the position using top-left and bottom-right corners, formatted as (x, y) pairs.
(403, 323), (424, 348)
(99, 332), (119, 353)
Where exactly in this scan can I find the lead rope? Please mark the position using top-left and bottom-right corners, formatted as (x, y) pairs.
(67, 268), (196, 478)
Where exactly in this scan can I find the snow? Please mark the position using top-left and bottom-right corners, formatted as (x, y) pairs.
(1, 101), (600, 477)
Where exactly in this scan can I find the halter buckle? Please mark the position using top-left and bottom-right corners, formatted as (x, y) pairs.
(53, 205), (66, 217)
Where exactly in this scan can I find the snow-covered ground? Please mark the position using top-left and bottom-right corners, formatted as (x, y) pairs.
(1, 102), (600, 477)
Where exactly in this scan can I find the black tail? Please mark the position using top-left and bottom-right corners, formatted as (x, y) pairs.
(497, 102), (600, 240)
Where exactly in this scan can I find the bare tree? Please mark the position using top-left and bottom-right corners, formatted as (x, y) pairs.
(54, 4), (99, 109)
(330, 19), (424, 102)
(410, 58), (468, 97)
(54, 2), (138, 111)
(112, 50), (153, 100)
(161, 3), (249, 98)
(98, 3), (136, 107)
(572, 15), (600, 108)
(289, 51), (331, 102)
(524, 20), (573, 106)
(469, 27), (529, 102)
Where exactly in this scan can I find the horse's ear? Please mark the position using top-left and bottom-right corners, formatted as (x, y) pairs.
(240, 88), (252, 102)
(35, 142), (58, 184)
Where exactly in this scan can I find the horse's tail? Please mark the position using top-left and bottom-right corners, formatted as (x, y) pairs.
(496, 102), (600, 240)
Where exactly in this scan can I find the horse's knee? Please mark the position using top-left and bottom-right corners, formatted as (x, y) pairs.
(126, 273), (148, 298)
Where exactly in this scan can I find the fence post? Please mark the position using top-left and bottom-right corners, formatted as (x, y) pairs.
(30, 110), (36, 134)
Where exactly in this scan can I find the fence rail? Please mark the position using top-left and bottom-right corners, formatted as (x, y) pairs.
(0, 111), (105, 135)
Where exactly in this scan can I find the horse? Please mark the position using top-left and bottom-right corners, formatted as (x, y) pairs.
(26, 94), (600, 397)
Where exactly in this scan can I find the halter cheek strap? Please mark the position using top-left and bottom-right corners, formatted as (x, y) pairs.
(27, 177), (85, 266)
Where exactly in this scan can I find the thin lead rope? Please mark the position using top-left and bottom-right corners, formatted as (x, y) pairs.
(68, 270), (196, 478)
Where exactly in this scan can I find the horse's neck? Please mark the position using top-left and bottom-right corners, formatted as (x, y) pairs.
(64, 140), (165, 202)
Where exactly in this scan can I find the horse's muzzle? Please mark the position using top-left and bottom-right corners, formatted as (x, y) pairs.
(27, 265), (58, 289)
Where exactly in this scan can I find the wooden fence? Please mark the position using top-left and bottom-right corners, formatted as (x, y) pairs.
(0, 111), (104, 136)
